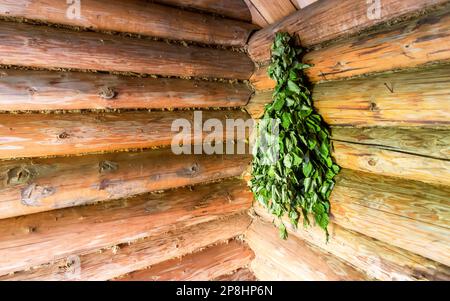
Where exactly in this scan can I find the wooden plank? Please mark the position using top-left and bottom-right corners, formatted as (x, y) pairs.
(332, 128), (450, 160)
(0, 110), (250, 159)
(0, 21), (254, 80)
(154, 0), (252, 22)
(0, 179), (252, 276)
(248, 0), (449, 64)
(0, 0), (257, 47)
(333, 141), (450, 187)
(243, 0), (268, 27)
(249, 0), (296, 24)
(246, 218), (368, 280)
(0, 69), (252, 111)
(0, 149), (251, 219)
(304, 6), (450, 83)
(254, 204), (450, 281)
(291, 0), (318, 9)
(330, 169), (450, 266)
(313, 66), (450, 127)
(0, 213), (251, 280)
(213, 268), (257, 281)
(116, 240), (254, 281)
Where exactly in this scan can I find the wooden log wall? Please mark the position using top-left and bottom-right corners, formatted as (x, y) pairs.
(115, 240), (255, 281)
(0, 0), (256, 281)
(244, 0), (450, 281)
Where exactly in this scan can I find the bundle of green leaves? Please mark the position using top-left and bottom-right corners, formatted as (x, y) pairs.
(249, 32), (340, 240)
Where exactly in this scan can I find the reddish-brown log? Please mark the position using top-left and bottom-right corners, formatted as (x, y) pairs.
(248, 0), (449, 64)
(154, 0), (252, 22)
(0, 0), (256, 47)
(0, 213), (252, 280)
(0, 149), (251, 219)
(0, 21), (254, 79)
(116, 240), (255, 281)
(0, 110), (251, 159)
(0, 179), (252, 276)
(0, 69), (252, 111)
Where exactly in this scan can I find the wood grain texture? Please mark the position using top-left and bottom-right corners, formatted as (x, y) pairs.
(154, 0), (252, 22)
(0, 179), (252, 276)
(333, 141), (450, 187)
(249, 65), (275, 91)
(331, 169), (450, 266)
(213, 268), (257, 281)
(243, 0), (268, 28)
(248, 0), (296, 24)
(116, 240), (254, 281)
(0, 21), (254, 80)
(0, 69), (252, 111)
(313, 66), (450, 127)
(0, 149), (251, 219)
(254, 204), (450, 281)
(332, 127), (450, 160)
(291, 0), (318, 9)
(0, 110), (250, 159)
(0, 213), (251, 280)
(304, 6), (450, 83)
(245, 91), (272, 119)
(248, 0), (449, 64)
(246, 218), (368, 280)
(0, 0), (257, 47)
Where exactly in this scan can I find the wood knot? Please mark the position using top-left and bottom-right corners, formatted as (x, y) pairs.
(99, 160), (118, 174)
(27, 87), (37, 95)
(368, 159), (377, 166)
(58, 131), (70, 139)
(99, 87), (116, 100)
(6, 166), (34, 185)
(369, 102), (378, 112)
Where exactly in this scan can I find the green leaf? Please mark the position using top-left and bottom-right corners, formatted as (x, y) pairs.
(302, 161), (313, 177)
(250, 32), (340, 243)
(279, 222), (288, 240)
(287, 80), (301, 94)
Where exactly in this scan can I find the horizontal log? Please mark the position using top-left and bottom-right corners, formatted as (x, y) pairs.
(331, 169), (450, 266)
(250, 65), (450, 125)
(246, 218), (368, 280)
(333, 140), (450, 187)
(248, 0), (449, 64)
(313, 66), (450, 127)
(0, 69), (252, 111)
(154, 0), (252, 22)
(0, 0), (256, 47)
(0, 110), (250, 159)
(0, 149), (251, 219)
(213, 268), (257, 281)
(0, 213), (252, 280)
(116, 240), (254, 281)
(0, 21), (254, 80)
(254, 204), (450, 281)
(304, 6), (450, 83)
(251, 6), (450, 89)
(0, 179), (252, 276)
(332, 127), (450, 160)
